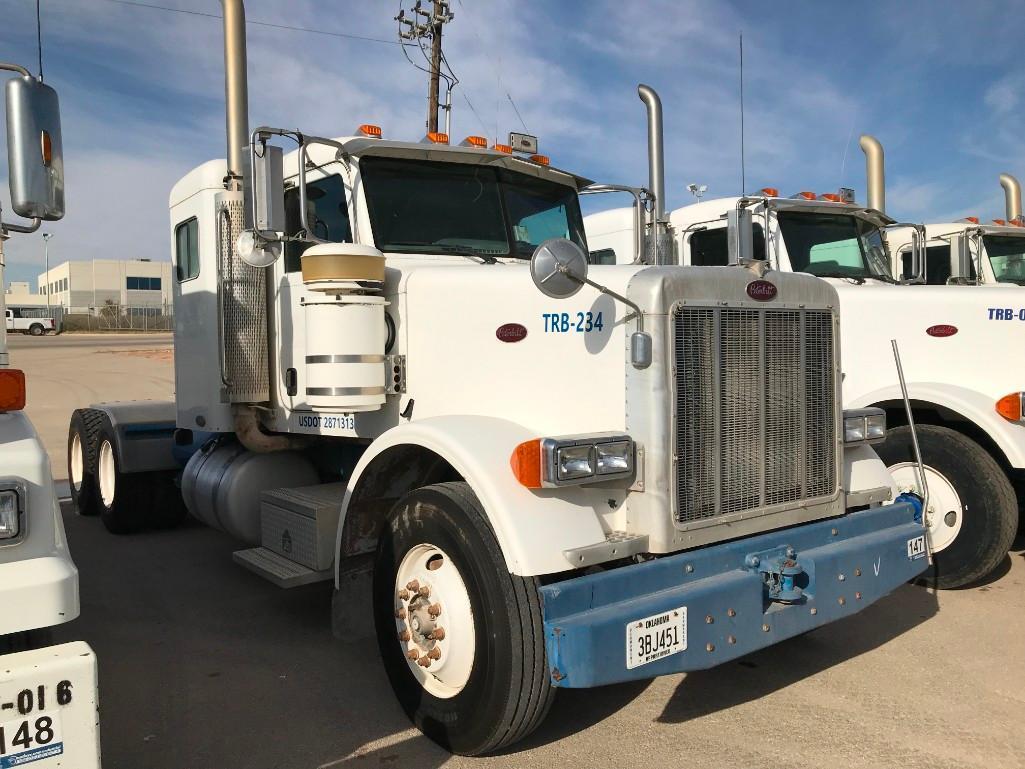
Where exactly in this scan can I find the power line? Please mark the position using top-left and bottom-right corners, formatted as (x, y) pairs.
(104, 0), (407, 46)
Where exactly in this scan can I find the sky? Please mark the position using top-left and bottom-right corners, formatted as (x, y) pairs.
(2, 0), (1025, 286)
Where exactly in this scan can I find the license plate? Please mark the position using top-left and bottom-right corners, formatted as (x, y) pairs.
(625, 606), (687, 670)
(907, 535), (927, 560)
(0, 710), (63, 768)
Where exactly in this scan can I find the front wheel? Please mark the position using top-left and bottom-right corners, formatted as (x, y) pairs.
(372, 482), (554, 755)
(877, 424), (1017, 588)
(28, 324), (44, 336)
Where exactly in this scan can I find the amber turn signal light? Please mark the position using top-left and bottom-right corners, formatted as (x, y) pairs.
(510, 439), (542, 488)
(0, 369), (26, 411)
(996, 393), (1024, 422)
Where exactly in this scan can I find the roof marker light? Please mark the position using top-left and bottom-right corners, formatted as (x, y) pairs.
(491, 143), (513, 154)
(793, 191), (816, 200)
(356, 124), (382, 138)
(819, 193), (842, 203)
(422, 132), (449, 145)
(760, 187), (779, 197)
(529, 154), (550, 166)
(963, 216), (980, 224)
(993, 218), (1007, 226)
(460, 135), (487, 148)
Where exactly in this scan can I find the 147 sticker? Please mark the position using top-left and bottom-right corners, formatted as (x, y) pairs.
(907, 535), (927, 560)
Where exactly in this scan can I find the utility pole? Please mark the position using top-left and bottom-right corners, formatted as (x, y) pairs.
(42, 232), (52, 320)
(397, 1), (455, 134)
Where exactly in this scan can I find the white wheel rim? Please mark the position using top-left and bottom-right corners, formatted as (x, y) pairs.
(98, 440), (116, 507)
(889, 462), (963, 553)
(70, 432), (84, 492)
(393, 543), (475, 699)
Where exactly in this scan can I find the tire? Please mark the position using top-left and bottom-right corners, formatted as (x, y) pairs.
(67, 409), (105, 516)
(372, 482), (554, 755)
(28, 323), (44, 336)
(95, 423), (150, 534)
(877, 424), (1018, 589)
(0, 629), (54, 654)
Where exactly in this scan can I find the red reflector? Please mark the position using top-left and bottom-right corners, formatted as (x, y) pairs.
(0, 369), (27, 411)
(926, 324), (958, 338)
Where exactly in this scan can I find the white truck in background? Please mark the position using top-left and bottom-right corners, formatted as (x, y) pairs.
(66, 3), (927, 755)
(586, 118), (1022, 590)
(886, 172), (1025, 286)
(0, 63), (101, 767)
(5, 307), (54, 336)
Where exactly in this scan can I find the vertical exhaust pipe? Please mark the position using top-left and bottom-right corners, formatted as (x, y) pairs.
(1000, 173), (1021, 222)
(859, 135), (885, 214)
(637, 84), (665, 225)
(221, 0), (249, 191)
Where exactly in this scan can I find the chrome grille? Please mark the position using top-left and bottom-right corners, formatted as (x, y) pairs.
(217, 196), (269, 403)
(673, 306), (837, 525)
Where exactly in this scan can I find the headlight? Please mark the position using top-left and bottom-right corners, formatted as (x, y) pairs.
(0, 489), (20, 540)
(843, 408), (887, 446)
(511, 433), (636, 488)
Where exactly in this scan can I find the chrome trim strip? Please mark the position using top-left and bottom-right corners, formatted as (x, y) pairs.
(846, 486), (892, 508)
(306, 386), (385, 396)
(305, 354), (385, 364)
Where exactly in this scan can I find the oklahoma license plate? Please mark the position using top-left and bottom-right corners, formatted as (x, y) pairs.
(625, 606), (687, 669)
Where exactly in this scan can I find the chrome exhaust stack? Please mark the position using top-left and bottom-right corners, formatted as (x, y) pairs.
(638, 84), (670, 264)
(1000, 173), (1021, 222)
(221, 0), (249, 192)
(859, 134), (885, 215)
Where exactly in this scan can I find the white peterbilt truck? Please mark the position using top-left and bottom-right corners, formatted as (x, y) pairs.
(885, 171), (1025, 287)
(587, 123), (1022, 591)
(0, 63), (101, 767)
(66, 3), (927, 755)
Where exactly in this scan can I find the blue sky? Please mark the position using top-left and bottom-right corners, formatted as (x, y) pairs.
(2, 0), (1024, 286)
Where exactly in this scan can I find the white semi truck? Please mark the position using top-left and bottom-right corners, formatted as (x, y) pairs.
(885, 170), (1025, 287)
(0, 63), (101, 767)
(587, 119), (1022, 591)
(66, 3), (928, 755)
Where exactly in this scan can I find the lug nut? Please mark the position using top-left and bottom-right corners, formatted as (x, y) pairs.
(427, 647), (441, 660)
(406, 580), (420, 592)
(428, 603), (442, 617)
(429, 627), (445, 640)
(395, 608), (407, 619)
(406, 649), (420, 661)
(417, 656), (432, 668)
(398, 589), (410, 600)
(418, 585), (431, 598)
(399, 630), (411, 642)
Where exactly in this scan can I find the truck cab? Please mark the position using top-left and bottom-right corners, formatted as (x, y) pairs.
(586, 132), (1024, 591)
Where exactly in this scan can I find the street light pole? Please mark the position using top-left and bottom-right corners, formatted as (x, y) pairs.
(42, 232), (52, 319)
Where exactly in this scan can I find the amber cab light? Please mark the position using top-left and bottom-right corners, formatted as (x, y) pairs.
(356, 124), (382, 138)
(491, 143), (513, 154)
(40, 130), (52, 167)
(993, 219), (1007, 226)
(794, 191), (816, 200)
(996, 393), (1024, 422)
(819, 193), (842, 203)
(461, 135), (488, 148)
(963, 216), (980, 224)
(0, 369), (26, 411)
(760, 187), (779, 197)
(529, 154), (550, 166)
(510, 439), (542, 488)
(423, 132), (449, 145)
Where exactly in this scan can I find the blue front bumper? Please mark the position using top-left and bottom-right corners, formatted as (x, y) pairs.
(540, 502), (927, 688)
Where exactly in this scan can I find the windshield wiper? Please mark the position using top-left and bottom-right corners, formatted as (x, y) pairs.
(387, 242), (498, 264)
(811, 272), (867, 285)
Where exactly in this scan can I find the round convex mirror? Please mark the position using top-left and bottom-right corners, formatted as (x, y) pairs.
(530, 238), (589, 299)
(237, 230), (281, 268)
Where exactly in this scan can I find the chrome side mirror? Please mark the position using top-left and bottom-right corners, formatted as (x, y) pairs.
(5, 75), (64, 221)
(530, 238), (589, 298)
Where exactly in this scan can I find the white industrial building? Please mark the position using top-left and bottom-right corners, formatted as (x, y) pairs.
(34, 259), (173, 312)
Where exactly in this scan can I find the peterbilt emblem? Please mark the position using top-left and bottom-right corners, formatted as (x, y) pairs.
(496, 323), (528, 343)
(926, 324), (958, 338)
(746, 280), (777, 301)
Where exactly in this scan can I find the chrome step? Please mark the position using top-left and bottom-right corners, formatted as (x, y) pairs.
(232, 546), (332, 588)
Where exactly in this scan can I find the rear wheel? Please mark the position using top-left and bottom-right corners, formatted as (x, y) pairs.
(877, 424), (1017, 588)
(372, 482), (554, 755)
(96, 426), (148, 534)
(67, 409), (105, 516)
(28, 323), (44, 336)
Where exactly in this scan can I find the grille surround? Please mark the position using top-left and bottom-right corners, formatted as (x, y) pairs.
(671, 301), (840, 529)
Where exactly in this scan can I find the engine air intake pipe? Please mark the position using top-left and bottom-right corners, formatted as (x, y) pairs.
(221, 0), (249, 191)
(637, 84), (665, 225)
(1000, 173), (1021, 222)
(859, 134), (885, 215)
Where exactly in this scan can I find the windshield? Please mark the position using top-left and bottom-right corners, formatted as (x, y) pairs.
(776, 211), (891, 280)
(360, 157), (586, 258)
(983, 235), (1025, 285)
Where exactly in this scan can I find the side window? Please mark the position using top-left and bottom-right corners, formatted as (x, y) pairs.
(284, 175), (352, 273)
(900, 245), (960, 284)
(688, 224), (765, 266)
(589, 248), (617, 265)
(175, 217), (200, 281)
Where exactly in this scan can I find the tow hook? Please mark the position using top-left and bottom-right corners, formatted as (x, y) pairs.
(746, 550), (806, 604)
(895, 491), (924, 524)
